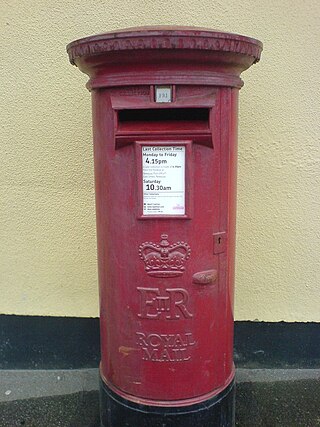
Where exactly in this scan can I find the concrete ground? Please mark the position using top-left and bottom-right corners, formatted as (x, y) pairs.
(0, 369), (319, 426)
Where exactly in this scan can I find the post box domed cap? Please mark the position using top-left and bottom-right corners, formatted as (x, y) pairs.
(67, 25), (263, 66)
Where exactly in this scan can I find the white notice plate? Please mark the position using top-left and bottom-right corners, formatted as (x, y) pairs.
(142, 146), (185, 215)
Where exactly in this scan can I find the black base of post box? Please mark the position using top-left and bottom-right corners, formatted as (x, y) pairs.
(100, 377), (235, 427)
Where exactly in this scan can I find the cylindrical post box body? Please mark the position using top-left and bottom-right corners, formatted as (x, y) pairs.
(67, 27), (262, 427)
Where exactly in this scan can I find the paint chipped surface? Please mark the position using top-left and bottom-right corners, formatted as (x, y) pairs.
(118, 346), (136, 357)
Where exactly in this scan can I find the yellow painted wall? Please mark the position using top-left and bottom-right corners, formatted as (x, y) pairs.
(1, 1), (319, 321)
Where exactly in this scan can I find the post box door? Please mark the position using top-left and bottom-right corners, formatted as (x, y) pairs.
(96, 87), (236, 404)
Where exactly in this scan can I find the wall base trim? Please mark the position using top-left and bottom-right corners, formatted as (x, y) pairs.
(0, 315), (319, 369)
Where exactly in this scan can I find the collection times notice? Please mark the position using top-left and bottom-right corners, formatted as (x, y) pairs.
(142, 146), (185, 215)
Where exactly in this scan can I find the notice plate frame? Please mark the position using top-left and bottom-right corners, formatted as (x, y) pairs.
(136, 140), (193, 220)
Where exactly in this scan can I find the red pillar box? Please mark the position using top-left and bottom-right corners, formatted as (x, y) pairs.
(67, 26), (262, 427)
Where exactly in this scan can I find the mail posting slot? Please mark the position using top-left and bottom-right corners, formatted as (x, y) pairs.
(67, 26), (262, 427)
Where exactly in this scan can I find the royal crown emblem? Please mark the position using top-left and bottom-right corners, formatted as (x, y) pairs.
(139, 234), (191, 278)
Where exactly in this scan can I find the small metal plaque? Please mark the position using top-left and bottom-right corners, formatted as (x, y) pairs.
(155, 86), (172, 103)
(213, 232), (227, 254)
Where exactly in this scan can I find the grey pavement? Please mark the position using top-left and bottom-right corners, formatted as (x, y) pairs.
(0, 369), (319, 426)
(1, 368), (320, 403)
(0, 369), (99, 402)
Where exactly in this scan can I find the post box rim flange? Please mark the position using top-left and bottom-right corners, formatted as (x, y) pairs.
(67, 26), (262, 90)
(67, 25), (262, 68)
